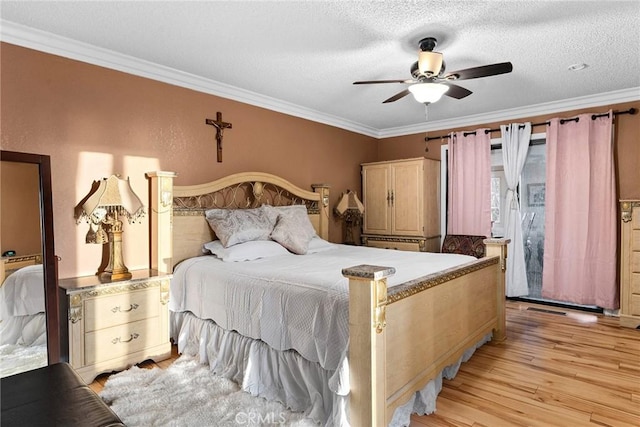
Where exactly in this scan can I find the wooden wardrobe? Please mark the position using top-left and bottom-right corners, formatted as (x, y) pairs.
(361, 157), (440, 252)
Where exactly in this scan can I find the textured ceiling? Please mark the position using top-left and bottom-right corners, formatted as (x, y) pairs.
(1, 1), (639, 137)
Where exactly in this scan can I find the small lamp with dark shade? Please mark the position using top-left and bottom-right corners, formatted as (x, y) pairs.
(334, 190), (365, 245)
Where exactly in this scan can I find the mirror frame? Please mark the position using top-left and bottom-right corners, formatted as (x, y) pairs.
(1, 150), (61, 364)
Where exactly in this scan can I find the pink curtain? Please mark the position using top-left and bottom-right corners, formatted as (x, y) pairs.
(542, 112), (617, 309)
(447, 130), (491, 237)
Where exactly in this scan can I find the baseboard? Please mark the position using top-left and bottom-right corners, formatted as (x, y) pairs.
(507, 297), (603, 314)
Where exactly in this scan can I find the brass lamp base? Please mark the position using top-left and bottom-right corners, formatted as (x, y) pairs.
(97, 227), (132, 282)
(99, 270), (132, 282)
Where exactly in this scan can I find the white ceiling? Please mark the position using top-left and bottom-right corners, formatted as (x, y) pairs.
(1, 1), (639, 138)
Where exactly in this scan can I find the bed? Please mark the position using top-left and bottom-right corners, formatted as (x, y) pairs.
(146, 171), (508, 426)
(0, 255), (48, 377)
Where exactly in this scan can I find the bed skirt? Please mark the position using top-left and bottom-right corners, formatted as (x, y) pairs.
(0, 313), (46, 346)
(171, 311), (491, 426)
(0, 313), (48, 378)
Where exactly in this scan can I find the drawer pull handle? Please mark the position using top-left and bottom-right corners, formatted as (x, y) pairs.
(112, 303), (139, 313)
(112, 333), (139, 344)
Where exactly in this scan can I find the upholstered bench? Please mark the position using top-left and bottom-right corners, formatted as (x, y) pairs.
(441, 234), (487, 258)
(1, 362), (124, 427)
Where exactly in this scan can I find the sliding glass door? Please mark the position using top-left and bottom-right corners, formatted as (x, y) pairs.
(516, 144), (546, 299)
(442, 137), (546, 298)
(490, 141), (545, 298)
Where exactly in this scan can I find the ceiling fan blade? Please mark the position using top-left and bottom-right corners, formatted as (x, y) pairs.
(443, 83), (473, 99)
(353, 79), (412, 85)
(444, 62), (513, 80)
(382, 89), (411, 103)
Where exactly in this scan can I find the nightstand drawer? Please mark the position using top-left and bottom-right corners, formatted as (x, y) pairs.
(84, 318), (162, 365)
(84, 288), (160, 332)
(631, 294), (640, 316)
(631, 251), (640, 273)
(631, 273), (640, 295)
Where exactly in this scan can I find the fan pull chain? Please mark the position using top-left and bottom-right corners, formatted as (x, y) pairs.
(423, 104), (430, 152)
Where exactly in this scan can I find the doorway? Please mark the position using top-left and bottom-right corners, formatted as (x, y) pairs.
(490, 142), (546, 299)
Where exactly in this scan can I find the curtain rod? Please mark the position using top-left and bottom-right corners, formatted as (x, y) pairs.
(425, 107), (637, 141)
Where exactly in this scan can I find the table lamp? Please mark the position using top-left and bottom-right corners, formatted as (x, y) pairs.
(75, 175), (145, 281)
(334, 190), (365, 245)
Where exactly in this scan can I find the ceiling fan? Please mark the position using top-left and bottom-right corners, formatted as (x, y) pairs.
(353, 37), (513, 104)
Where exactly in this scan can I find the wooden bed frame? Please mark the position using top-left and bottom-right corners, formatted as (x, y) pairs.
(146, 171), (508, 426)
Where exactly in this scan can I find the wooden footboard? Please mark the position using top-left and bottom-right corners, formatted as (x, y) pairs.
(343, 239), (508, 426)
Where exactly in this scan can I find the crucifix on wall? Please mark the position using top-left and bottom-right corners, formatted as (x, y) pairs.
(205, 112), (232, 162)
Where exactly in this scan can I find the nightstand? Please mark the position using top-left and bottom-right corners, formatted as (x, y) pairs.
(59, 269), (172, 383)
(620, 200), (640, 328)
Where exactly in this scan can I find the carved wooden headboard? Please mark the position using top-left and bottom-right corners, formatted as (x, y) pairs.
(1, 253), (42, 285)
(146, 171), (330, 271)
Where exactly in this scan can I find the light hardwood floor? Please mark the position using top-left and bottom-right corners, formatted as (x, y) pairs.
(90, 301), (640, 426)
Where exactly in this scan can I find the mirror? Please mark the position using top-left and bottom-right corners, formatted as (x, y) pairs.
(1, 150), (60, 377)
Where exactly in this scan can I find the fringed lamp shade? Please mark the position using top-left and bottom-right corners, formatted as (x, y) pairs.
(334, 190), (365, 245)
(75, 175), (145, 281)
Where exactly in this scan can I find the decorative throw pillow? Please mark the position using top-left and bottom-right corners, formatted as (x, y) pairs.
(205, 206), (278, 248)
(268, 205), (316, 254)
(264, 205), (317, 236)
(203, 240), (290, 262)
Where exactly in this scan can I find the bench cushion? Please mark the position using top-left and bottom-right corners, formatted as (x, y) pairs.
(441, 234), (487, 258)
(1, 362), (124, 427)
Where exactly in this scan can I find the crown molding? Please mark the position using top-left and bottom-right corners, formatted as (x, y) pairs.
(2, 20), (638, 140)
(379, 87), (640, 138)
(0, 20), (379, 137)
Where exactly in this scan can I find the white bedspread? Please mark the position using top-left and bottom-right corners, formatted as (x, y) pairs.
(171, 244), (475, 372)
(0, 264), (46, 346)
(1, 264), (44, 319)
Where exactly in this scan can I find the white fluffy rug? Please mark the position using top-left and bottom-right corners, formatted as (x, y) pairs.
(0, 344), (48, 378)
(99, 355), (317, 426)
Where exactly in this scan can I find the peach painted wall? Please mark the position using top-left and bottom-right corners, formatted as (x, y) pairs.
(1, 43), (377, 278)
(377, 100), (640, 199)
(0, 161), (42, 256)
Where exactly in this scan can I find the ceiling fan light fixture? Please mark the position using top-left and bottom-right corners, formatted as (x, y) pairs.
(418, 51), (443, 76)
(408, 83), (449, 103)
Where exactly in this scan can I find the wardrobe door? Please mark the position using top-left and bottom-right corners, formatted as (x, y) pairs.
(362, 163), (391, 235)
(390, 159), (424, 236)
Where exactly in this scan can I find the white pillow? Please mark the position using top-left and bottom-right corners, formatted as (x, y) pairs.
(205, 206), (278, 248)
(307, 236), (335, 254)
(203, 240), (289, 262)
(267, 205), (316, 254)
